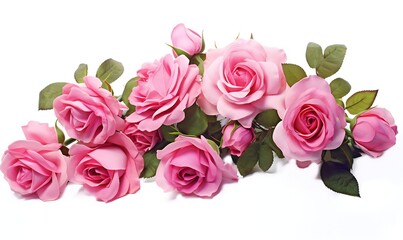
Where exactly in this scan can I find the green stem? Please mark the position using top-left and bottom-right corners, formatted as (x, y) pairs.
(64, 138), (76, 146)
(345, 129), (353, 139)
(346, 117), (353, 123)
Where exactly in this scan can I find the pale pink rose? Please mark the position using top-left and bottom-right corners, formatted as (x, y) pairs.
(126, 54), (201, 132)
(54, 76), (126, 145)
(222, 122), (255, 156)
(273, 76), (346, 164)
(352, 108), (398, 157)
(1, 121), (68, 201)
(197, 39), (287, 128)
(123, 121), (162, 153)
(171, 23), (202, 56)
(68, 132), (143, 202)
(156, 135), (237, 197)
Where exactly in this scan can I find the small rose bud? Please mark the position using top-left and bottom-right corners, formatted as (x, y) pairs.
(171, 23), (202, 56)
(222, 122), (255, 157)
(352, 107), (398, 157)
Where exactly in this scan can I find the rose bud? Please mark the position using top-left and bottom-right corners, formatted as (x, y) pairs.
(171, 23), (202, 56)
(352, 107), (398, 157)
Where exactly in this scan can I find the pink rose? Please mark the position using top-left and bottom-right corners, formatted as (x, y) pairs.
(126, 54), (201, 132)
(123, 121), (162, 153)
(273, 76), (346, 164)
(197, 39), (287, 128)
(68, 132), (143, 202)
(352, 108), (398, 157)
(156, 135), (238, 197)
(1, 121), (68, 201)
(171, 23), (202, 56)
(54, 76), (126, 145)
(222, 122), (255, 156)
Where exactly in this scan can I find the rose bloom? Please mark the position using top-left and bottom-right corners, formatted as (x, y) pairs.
(68, 132), (143, 202)
(222, 122), (255, 156)
(54, 76), (126, 145)
(123, 121), (162, 153)
(273, 76), (346, 164)
(171, 23), (202, 56)
(197, 39), (287, 128)
(1, 121), (68, 201)
(352, 108), (398, 157)
(126, 54), (201, 132)
(156, 135), (238, 197)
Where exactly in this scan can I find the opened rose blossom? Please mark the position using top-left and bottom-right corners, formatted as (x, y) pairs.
(126, 54), (201, 132)
(273, 75), (346, 164)
(198, 39), (287, 128)
(0, 23), (398, 201)
(68, 132), (143, 202)
(54, 76), (126, 145)
(156, 135), (238, 197)
(1, 121), (68, 201)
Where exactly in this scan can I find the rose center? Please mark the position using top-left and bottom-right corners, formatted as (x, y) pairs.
(16, 166), (32, 189)
(178, 168), (198, 182)
(231, 66), (253, 87)
(295, 106), (323, 138)
(85, 166), (108, 183)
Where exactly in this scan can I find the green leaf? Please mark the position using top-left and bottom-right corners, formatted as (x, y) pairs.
(322, 143), (354, 169)
(74, 63), (88, 83)
(167, 44), (192, 59)
(207, 139), (220, 154)
(96, 58), (124, 84)
(255, 109), (281, 129)
(306, 42), (324, 68)
(264, 130), (284, 158)
(140, 150), (160, 178)
(161, 125), (179, 142)
(122, 77), (138, 116)
(177, 104), (208, 136)
(330, 78), (351, 99)
(237, 142), (259, 176)
(38, 82), (69, 110)
(282, 63), (307, 87)
(316, 44), (347, 78)
(54, 120), (65, 144)
(258, 143), (273, 171)
(320, 161), (360, 197)
(336, 99), (345, 109)
(346, 90), (378, 114)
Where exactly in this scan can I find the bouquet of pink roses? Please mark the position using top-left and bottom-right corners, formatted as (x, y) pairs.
(1, 23), (398, 202)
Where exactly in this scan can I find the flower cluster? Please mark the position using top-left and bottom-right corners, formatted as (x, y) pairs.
(1, 24), (398, 201)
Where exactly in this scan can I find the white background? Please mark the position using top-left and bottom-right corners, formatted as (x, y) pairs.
(1, 0), (402, 239)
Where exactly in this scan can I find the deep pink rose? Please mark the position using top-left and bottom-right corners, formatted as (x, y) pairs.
(273, 76), (346, 164)
(1, 121), (68, 201)
(126, 54), (201, 132)
(171, 23), (202, 56)
(123, 121), (162, 153)
(222, 122), (255, 156)
(68, 132), (143, 202)
(54, 76), (126, 145)
(352, 108), (398, 157)
(156, 135), (238, 197)
(197, 39), (287, 128)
